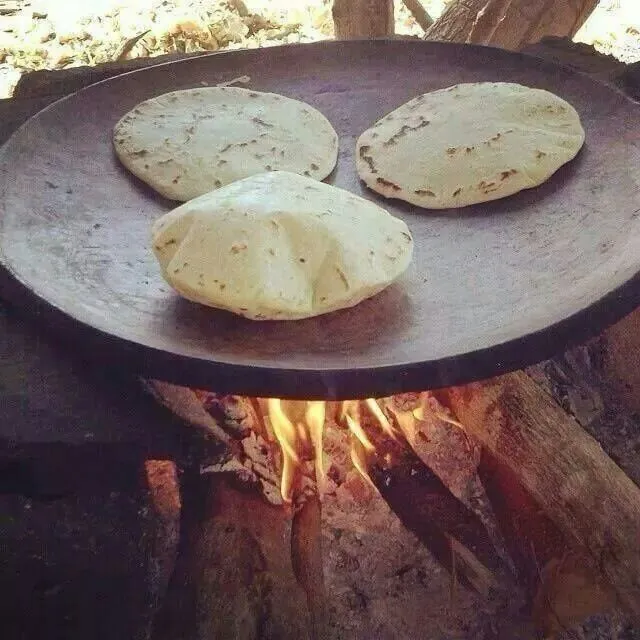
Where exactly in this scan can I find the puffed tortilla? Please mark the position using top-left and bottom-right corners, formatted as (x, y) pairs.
(151, 171), (413, 320)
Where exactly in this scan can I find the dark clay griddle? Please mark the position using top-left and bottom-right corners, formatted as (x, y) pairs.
(1, 40), (639, 400)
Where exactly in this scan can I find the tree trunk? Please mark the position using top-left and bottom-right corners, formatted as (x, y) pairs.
(426, 0), (599, 51)
(332, 0), (395, 39)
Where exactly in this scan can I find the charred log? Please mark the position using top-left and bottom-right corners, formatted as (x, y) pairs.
(370, 454), (501, 596)
(356, 401), (507, 597)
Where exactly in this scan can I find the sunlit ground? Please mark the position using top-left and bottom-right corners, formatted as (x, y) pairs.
(0, 0), (638, 98)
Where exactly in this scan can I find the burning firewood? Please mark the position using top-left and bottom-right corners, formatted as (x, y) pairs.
(148, 378), (632, 636)
(248, 392), (510, 601)
(147, 387), (330, 638)
(291, 494), (328, 640)
(159, 385), (514, 598)
(344, 396), (509, 598)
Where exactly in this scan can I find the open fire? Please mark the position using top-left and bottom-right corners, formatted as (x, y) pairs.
(199, 392), (467, 505)
(147, 382), (525, 639)
(147, 375), (629, 639)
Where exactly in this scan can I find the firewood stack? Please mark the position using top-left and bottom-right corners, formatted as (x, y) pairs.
(145, 358), (640, 639)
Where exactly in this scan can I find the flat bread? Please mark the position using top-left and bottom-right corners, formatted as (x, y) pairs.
(151, 171), (413, 320)
(114, 87), (339, 201)
(356, 82), (585, 209)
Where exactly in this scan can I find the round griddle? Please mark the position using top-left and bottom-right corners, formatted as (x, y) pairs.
(1, 40), (639, 400)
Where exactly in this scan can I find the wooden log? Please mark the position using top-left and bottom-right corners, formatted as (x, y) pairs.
(436, 371), (640, 617)
(370, 453), (502, 597)
(332, 0), (395, 39)
(144, 460), (182, 621)
(357, 404), (507, 596)
(387, 392), (621, 632)
(152, 473), (314, 640)
(291, 494), (328, 640)
(478, 448), (567, 592)
(477, 449), (617, 635)
(425, 0), (599, 51)
(145, 380), (231, 443)
(532, 550), (618, 637)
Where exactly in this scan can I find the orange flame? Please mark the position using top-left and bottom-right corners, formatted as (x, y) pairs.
(364, 398), (398, 440)
(387, 403), (417, 447)
(305, 401), (326, 494)
(267, 398), (301, 503)
(265, 396), (432, 502)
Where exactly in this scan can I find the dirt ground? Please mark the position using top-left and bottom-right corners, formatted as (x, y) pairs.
(0, 0), (639, 99)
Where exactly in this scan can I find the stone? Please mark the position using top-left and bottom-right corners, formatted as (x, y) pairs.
(0, 304), (185, 453)
(0, 454), (181, 640)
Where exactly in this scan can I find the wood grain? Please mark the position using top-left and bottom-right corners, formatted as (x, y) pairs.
(426, 0), (599, 51)
(153, 473), (314, 640)
(332, 0), (394, 38)
(439, 371), (640, 616)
